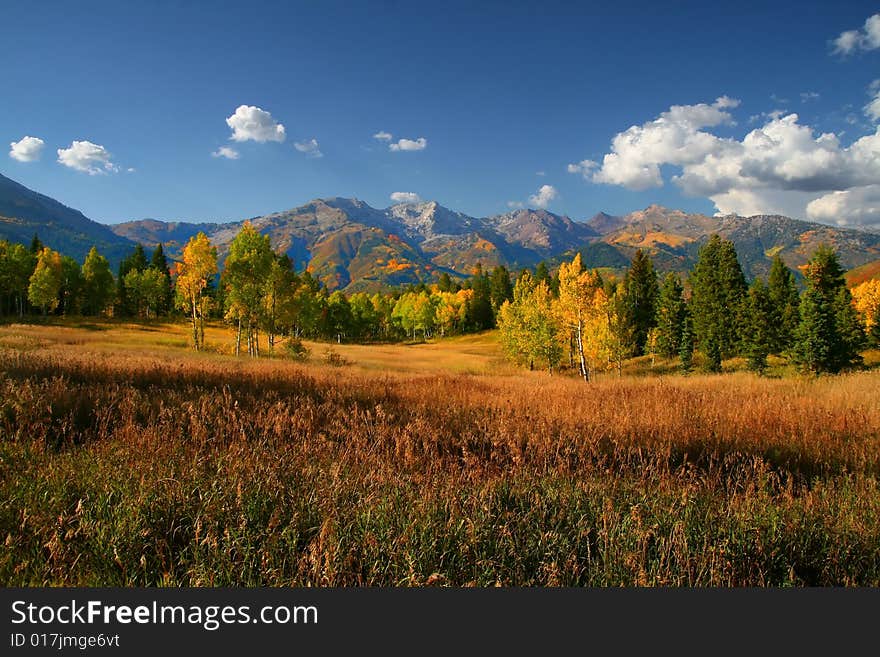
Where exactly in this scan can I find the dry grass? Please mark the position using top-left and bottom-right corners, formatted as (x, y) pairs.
(1, 320), (880, 586)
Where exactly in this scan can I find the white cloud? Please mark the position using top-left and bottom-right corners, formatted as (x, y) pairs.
(528, 184), (557, 209)
(390, 191), (421, 204)
(294, 138), (323, 158)
(567, 160), (597, 174)
(587, 96), (739, 191)
(373, 131), (393, 141)
(389, 137), (427, 152)
(832, 13), (880, 54)
(536, 171), (546, 177)
(57, 140), (118, 175)
(226, 105), (286, 143)
(865, 80), (880, 122)
(579, 97), (880, 226)
(126, 167), (136, 173)
(212, 146), (240, 160)
(807, 185), (880, 229)
(800, 91), (821, 102)
(9, 136), (45, 162)
(507, 201), (524, 209)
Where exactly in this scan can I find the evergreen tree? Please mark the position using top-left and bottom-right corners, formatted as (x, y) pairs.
(150, 243), (174, 315)
(679, 310), (694, 373)
(689, 235), (747, 370)
(489, 265), (513, 312)
(534, 261), (550, 286)
(655, 272), (686, 358)
(766, 255), (799, 354)
(792, 245), (864, 373)
(832, 286), (865, 370)
(792, 287), (834, 374)
(117, 244), (149, 316)
(464, 264), (494, 330)
(30, 233), (43, 254)
(437, 271), (457, 293)
(623, 249), (659, 355)
(742, 277), (774, 373)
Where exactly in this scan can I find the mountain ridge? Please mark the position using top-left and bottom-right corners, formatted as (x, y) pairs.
(1, 172), (878, 291)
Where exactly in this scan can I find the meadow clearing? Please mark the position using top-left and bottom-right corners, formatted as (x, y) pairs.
(1, 319), (880, 586)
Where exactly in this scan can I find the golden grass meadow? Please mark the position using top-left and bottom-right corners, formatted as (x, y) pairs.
(2, 319), (880, 586)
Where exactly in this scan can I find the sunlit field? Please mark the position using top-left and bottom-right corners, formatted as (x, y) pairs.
(2, 319), (880, 586)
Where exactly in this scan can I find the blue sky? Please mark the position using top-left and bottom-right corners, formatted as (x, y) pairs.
(3, 0), (880, 227)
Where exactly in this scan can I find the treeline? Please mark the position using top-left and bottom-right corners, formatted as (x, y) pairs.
(0, 224), (516, 353)
(499, 236), (880, 377)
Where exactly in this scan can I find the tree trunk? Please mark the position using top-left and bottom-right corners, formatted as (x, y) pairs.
(576, 318), (589, 382)
(191, 295), (199, 350)
(235, 318), (242, 357)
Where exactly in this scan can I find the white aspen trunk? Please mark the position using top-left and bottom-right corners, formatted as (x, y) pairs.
(576, 317), (589, 383)
(191, 294), (200, 351)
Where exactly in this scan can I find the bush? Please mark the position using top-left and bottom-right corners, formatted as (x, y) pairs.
(284, 337), (310, 361)
(322, 346), (349, 367)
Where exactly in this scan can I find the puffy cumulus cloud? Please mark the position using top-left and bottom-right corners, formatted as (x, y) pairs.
(580, 97), (880, 226)
(832, 13), (880, 55)
(866, 80), (880, 122)
(226, 105), (286, 143)
(528, 184), (557, 209)
(587, 97), (739, 191)
(677, 116), (880, 197)
(807, 185), (880, 229)
(389, 137), (427, 152)
(212, 146), (240, 160)
(390, 191), (421, 204)
(9, 136), (44, 162)
(57, 140), (118, 175)
(294, 138), (323, 158)
(373, 131), (393, 141)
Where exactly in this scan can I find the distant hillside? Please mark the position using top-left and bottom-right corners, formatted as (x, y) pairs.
(0, 172), (135, 263)
(845, 259), (880, 287)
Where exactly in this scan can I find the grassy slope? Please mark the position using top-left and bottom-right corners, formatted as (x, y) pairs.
(1, 320), (879, 586)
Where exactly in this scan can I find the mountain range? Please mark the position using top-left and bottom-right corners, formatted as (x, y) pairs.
(2, 171), (879, 291)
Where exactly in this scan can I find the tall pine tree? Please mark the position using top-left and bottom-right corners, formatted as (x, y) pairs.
(655, 272), (686, 358)
(766, 255), (799, 354)
(792, 245), (864, 373)
(742, 277), (774, 373)
(150, 243), (173, 316)
(689, 235), (747, 372)
(622, 249), (659, 356)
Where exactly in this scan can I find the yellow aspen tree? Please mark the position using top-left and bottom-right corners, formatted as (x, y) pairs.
(852, 279), (880, 340)
(175, 232), (217, 351)
(556, 253), (604, 381)
(28, 247), (63, 315)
